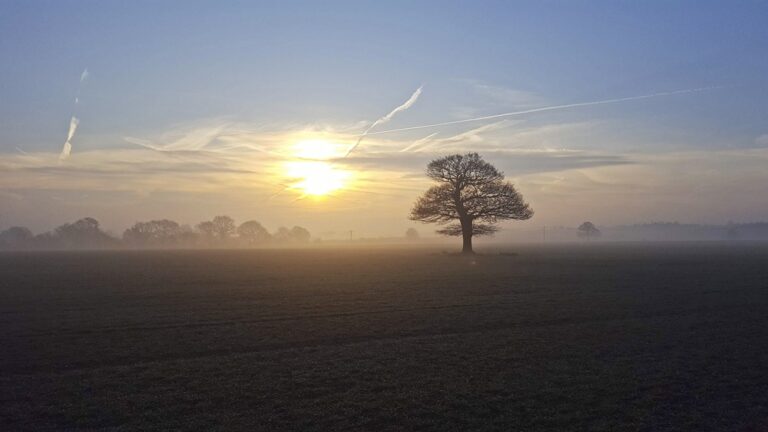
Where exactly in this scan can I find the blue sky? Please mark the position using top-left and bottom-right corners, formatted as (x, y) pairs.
(1, 1), (768, 236)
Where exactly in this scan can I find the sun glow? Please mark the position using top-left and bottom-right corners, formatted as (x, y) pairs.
(285, 139), (351, 197)
(293, 139), (339, 160)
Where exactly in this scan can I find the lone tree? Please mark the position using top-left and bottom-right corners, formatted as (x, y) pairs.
(577, 221), (601, 240)
(409, 153), (533, 254)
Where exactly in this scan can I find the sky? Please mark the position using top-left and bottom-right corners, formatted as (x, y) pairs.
(1, 0), (768, 239)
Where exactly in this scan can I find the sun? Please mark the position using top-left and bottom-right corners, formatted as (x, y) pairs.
(285, 139), (351, 197)
(286, 161), (348, 196)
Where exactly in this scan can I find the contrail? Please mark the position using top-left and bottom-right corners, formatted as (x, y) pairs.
(59, 116), (79, 160)
(344, 85), (423, 157)
(399, 132), (438, 152)
(60, 68), (89, 160)
(366, 86), (720, 136)
(74, 68), (89, 104)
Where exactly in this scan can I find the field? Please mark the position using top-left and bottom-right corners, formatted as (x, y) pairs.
(2, 244), (768, 431)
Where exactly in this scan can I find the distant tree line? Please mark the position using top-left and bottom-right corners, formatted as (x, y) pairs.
(0, 216), (311, 250)
(607, 222), (768, 242)
(540, 222), (768, 242)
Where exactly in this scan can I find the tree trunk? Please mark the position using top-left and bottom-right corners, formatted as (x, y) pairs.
(461, 218), (473, 254)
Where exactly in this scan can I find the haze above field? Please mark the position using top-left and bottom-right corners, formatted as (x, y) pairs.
(1, 1), (768, 238)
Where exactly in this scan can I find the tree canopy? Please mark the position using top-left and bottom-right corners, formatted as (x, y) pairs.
(124, 220), (182, 246)
(238, 220), (271, 244)
(410, 153), (533, 253)
(577, 221), (601, 239)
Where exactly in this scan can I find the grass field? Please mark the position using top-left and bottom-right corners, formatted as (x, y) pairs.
(2, 244), (768, 431)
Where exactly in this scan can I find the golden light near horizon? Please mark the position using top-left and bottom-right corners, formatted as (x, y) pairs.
(284, 139), (352, 197)
(293, 139), (339, 160)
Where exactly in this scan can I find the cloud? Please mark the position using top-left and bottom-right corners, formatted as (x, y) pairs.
(344, 85), (423, 157)
(342, 148), (631, 176)
(125, 122), (232, 153)
(516, 147), (768, 225)
(59, 116), (79, 160)
(399, 133), (438, 152)
(125, 121), (337, 159)
(5, 122), (768, 232)
(367, 86), (722, 136)
(61, 68), (89, 158)
(432, 120), (512, 146)
(376, 85), (423, 125)
(466, 80), (545, 109)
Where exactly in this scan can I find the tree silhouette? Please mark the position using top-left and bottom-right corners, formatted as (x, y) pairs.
(195, 216), (236, 246)
(410, 153), (533, 254)
(123, 219), (182, 246)
(273, 226), (291, 242)
(238, 220), (271, 245)
(0, 226), (33, 249)
(273, 226), (311, 243)
(50, 217), (116, 248)
(196, 221), (216, 242)
(290, 226), (311, 243)
(212, 216), (236, 240)
(0, 217), (318, 250)
(405, 228), (419, 240)
(577, 221), (601, 240)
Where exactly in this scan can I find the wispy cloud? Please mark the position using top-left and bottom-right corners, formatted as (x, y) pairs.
(8, 80), (753, 231)
(367, 86), (722, 136)
(59, 116), (79, 160)
(399, 133), (438, 152)
(60, 68), (89, 160)
(125, 122), (232, 153)
(344, 85), (423, 157)
(518, 147), (768, 225)
(434, 120), (512, 146)
(398, 120), (518, 153)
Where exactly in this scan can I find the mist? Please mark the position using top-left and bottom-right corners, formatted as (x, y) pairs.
(4, 2), (768, 430)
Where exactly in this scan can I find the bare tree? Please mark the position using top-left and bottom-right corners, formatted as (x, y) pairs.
(196, 220), (216, 244)
(196, 216), (236, 245)
(577, 221), (601, 240)
(409, 153), (533, 254)
(123, 219), (182, 247)
(212, 216), (236, 240)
